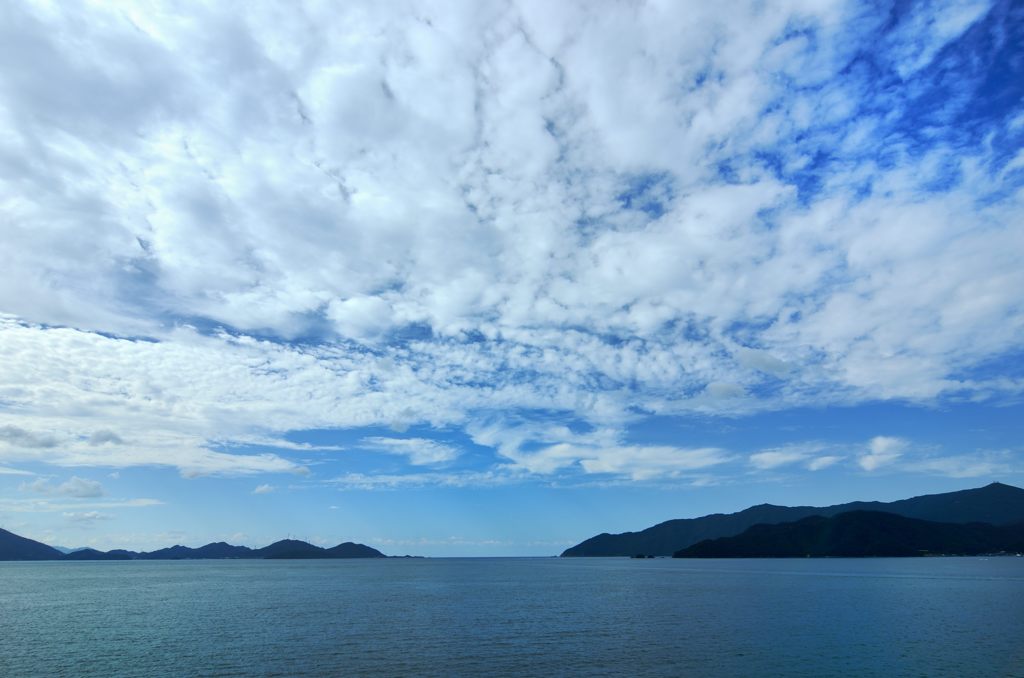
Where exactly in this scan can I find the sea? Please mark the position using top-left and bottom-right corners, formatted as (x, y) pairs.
(1, 557), (1022, 677)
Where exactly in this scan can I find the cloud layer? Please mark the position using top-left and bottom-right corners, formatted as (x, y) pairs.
(1, 0), (1022, 482)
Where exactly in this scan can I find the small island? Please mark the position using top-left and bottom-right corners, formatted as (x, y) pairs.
(0, 528), (387, 561)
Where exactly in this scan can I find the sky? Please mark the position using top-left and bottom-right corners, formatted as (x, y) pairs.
(0, 0), (1022, 556)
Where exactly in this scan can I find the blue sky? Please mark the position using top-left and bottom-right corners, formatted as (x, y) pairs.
(0, 0), (1022, 556)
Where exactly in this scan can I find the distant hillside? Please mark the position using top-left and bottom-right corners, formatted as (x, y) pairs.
(562, 482), (1024, 557)
(0, 527), (64, 561)
(822, 481), (1024, 525)
(0, 529), (387, 561)
(674, 511), (1024, 558)
(257, 540), (386, 559)
(257, 539), (332, 559)
(138, 542), (254, 560)
(325, 541), (387, 558)
(563, 504), (828, 557)
(62, 548), (134, 561)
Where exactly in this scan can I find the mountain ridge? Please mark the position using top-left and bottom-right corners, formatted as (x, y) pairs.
(0, 527), (65, 561)
(673, 510), (1024, 558)
(0, 531), (387, 561)
(562, 482), (1024, 557)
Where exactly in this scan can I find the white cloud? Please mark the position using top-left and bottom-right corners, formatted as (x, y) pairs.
(465, 420), (728, 480)
(330, 471), (509, 490)
(748, 444), (843, 472)
(63, 511), (112, 523)
(361, 437), (461, 466)
(497, 442), (730, 481)
(749, 446), (815, 470)
(704, 382), (747, 400)
(0, 426), (57, 449)
(0, 327), (312, 476)
(327, 296), (395, 341)
(901, 450), (1020, 479)
(806, 455), (843, 471)
(21, 476), (105, 498)
(252, 484), (274, 494)
(574, 445), (731, 481)
(88, 430), (124, 446)
(0, 497), (163, 514)
(858, 436), (909, 472)
(735, 348), (793, 377)
(57, 477), (105, 498)
(0, 1), (1018, 484)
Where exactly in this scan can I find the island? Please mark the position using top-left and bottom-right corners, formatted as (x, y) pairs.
(0, 528), (387, 561)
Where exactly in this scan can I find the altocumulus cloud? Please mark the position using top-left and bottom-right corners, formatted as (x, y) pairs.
(361, 437), (461, 466)
(63, 511), (112, 523)
(859, 437), (909, 472)
(0, 1), (1021, 483)
(22, 476), (106, 498)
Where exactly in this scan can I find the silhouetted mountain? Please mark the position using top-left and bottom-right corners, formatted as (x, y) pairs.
(137, 545), (199, 560)
(193, 542), (255, 559)
(0, 527), (63, 560)
(829, 482), (1024, 524)
(562, 482), (1024, 556)
(563, 504), (828, 557)
(256, 539), (328, 559)
(674, 511), (1024, 558)
(62, 548), (134, 561)
(324, 541), (386, 558)
(0, 527), (386, 560)
(106, 549), (139, 559)
(139, 542), (254, 560)
(252, 539), (385, 559)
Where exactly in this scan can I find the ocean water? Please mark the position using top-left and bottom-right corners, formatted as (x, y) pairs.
(1, 557), (1022, 677)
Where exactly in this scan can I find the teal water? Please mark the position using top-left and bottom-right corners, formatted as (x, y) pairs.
(1, 557), (1022, 677)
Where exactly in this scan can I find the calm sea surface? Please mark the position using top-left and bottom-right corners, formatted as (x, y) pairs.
(1, 557), (1022, 677)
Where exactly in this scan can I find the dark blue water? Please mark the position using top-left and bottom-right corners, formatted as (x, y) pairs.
(1, 557), (1022, 677)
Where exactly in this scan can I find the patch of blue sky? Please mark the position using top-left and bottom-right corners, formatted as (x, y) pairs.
(457, 329), (490, 344)
(621, 399), (1024, 455)
(913, 5), (1021, 142)
(616, 171), (674, 219)
(737, 380), (790, 402)
(273, 425), (492, 474)
(721, 319), (780, 346)
(947, 348), (1024, 385)
(666, 316), (712, 344)
(864, 2), (1017, 154)
(737, 1), (1021, 211)
(161, 311), (340, 348)
(715, 161), (741, 185)
(385, 321), (435, 345)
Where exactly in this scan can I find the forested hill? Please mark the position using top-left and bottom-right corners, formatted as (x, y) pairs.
(562, 482), (1024, 557)
(674, 511), (1024, 558)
